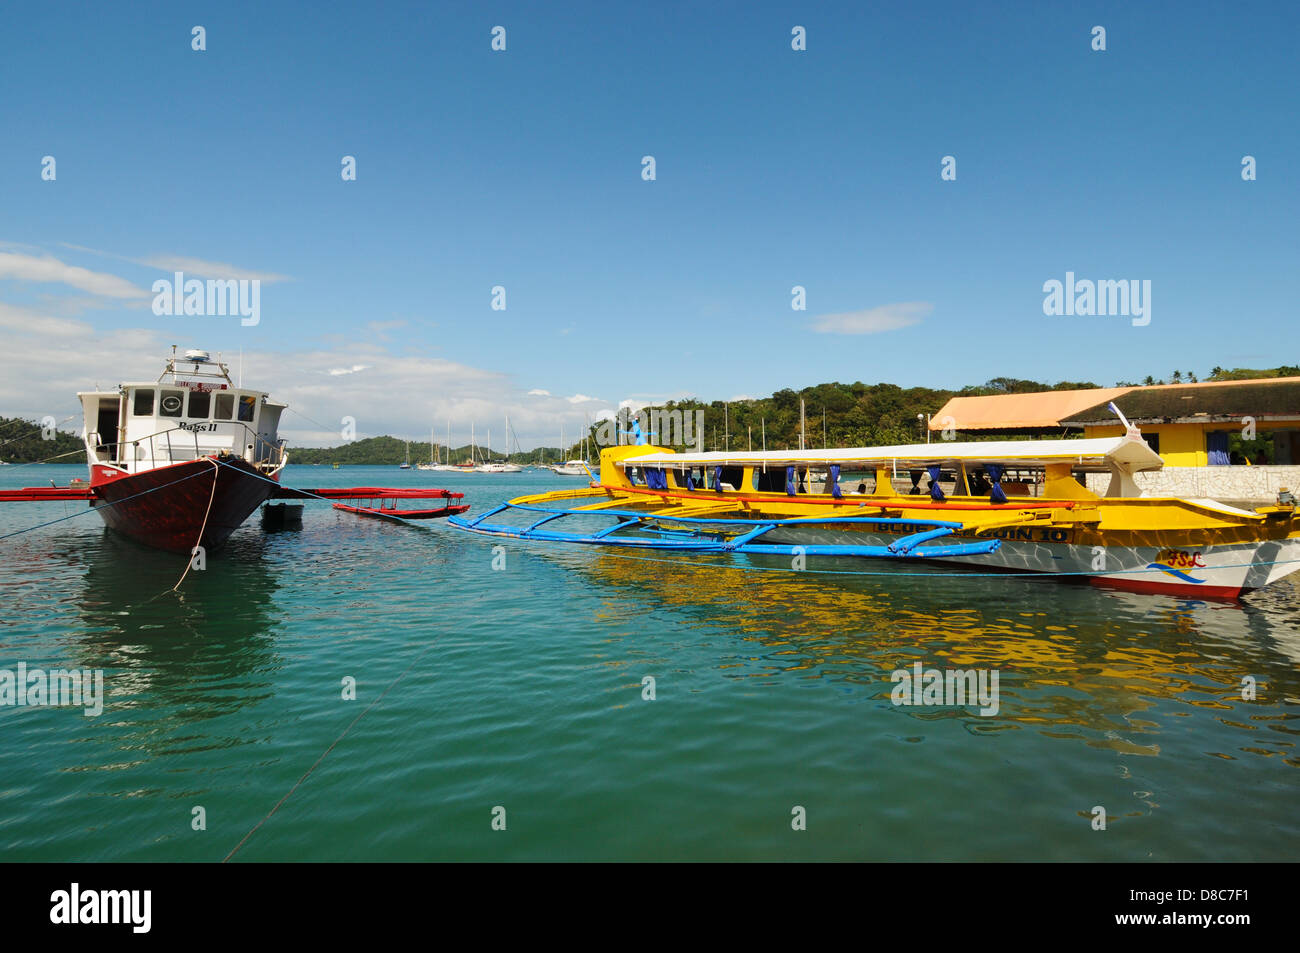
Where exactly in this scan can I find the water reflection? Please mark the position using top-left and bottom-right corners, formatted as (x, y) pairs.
(564, 548), (1300, 767)
(68, 529), (284, 715)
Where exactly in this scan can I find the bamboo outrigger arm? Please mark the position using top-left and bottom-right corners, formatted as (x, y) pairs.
(450, 503), (1002, 559)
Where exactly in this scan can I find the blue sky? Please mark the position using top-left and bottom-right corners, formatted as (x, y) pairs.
(2, 0), (1296, 446)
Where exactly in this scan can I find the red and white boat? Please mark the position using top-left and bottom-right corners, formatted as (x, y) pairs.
(0, 346), (469, 553)
(73, 347), (289, 553)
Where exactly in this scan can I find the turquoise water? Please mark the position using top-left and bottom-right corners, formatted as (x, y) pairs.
(2, 463), (1298, 861)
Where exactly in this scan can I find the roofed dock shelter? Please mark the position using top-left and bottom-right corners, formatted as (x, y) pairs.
(931, 377), (1300, 501)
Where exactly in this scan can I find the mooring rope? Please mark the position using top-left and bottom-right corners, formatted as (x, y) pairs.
(221, 630), (449, 862)
(170, 459), (221, 592)
(0, 465), (221, 542)
(211, 457), (443, 527)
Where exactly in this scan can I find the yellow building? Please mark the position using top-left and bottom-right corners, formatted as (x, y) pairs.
(931, 377), (1300, 468)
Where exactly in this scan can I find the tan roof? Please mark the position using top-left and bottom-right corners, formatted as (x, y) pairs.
(932, 376), (1300, 430)
(930, 387), (1132, 430)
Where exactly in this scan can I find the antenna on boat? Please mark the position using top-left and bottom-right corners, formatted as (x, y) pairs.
(1108, 401), (1142, 439)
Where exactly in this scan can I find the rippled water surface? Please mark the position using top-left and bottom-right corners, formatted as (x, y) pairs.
(2, 465), (1298, 861)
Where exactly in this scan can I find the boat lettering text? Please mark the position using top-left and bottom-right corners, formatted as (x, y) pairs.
(1155, 548), (1205, 569)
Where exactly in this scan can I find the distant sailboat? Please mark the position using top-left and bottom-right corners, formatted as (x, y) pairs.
(417, 426), (437, 470)
(475, 416), (522, 473)
(399, 441), (411, 469)
(550, 419), (594, 476)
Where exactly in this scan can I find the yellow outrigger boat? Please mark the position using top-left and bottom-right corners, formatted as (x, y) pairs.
(451, 417), (1300, 599)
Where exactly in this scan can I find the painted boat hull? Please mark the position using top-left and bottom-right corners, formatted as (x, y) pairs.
(761, 524), (1300, 598)
(89, 457), (278, 553)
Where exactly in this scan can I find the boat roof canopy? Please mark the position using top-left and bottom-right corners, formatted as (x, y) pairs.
(620, 436), (1164, 472)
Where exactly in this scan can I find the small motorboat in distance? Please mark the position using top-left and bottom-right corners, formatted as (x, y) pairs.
(551, 460), (593, 476)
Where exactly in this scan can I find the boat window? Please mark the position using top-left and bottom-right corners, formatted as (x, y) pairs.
(719, 466), (745, 490)
(214, 393), (234, 420)
(237, 395), (256, 422)
(188, 390), (211, 418)
(132, 389), (155, 416)
(755, 468), (785, 493)
(159, 390), (184, 418)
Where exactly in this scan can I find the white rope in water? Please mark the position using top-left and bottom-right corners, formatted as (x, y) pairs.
(171, 458), (220, 592)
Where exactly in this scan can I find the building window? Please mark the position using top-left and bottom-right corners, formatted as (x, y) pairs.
(1142, 433), (1160, 455)
(1206, 431), (1229, 466)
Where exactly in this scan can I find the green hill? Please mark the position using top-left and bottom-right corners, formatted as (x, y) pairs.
(0, 416), (87, 464)
(285, 364), (1298, 462)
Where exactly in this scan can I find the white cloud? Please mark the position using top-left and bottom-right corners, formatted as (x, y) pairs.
(139, 256), (290, 283)
(527, 388), (552, 397)
(0, 251), (148, 299)
(60, 243), (290, 284)
(0, 326), (617, 449)
(811, 301), (932, 334)
(566, 393), (601, 404)
(0, 302), (93, 339)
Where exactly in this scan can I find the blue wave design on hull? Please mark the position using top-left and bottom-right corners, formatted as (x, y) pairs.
(1146, 562), (1205, 583)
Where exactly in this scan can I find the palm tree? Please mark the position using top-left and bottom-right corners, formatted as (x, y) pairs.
(1142, 376), (1155, 386)
(1172, 370), (1183, 383)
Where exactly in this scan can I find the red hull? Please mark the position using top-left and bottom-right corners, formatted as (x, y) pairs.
(1088, 576), (1244, 599)
(90, 458), (277, 553)
(333, 502), (472, 521)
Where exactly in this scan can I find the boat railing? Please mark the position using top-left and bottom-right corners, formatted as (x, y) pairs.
(94, 422), (286, 473)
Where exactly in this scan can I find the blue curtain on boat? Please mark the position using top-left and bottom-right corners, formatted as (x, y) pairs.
(785, 466), (797, 496)
(927, 465), (945, 501)
(714, 466), (723, 493)
(685, 470), (695, 490)
(909, 470), (923, 495)
(1207, 431), (1230, 466)
(985, 463), (1008, 504)
(652, 467), (669, 490)
(829, 464), (842, 499)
